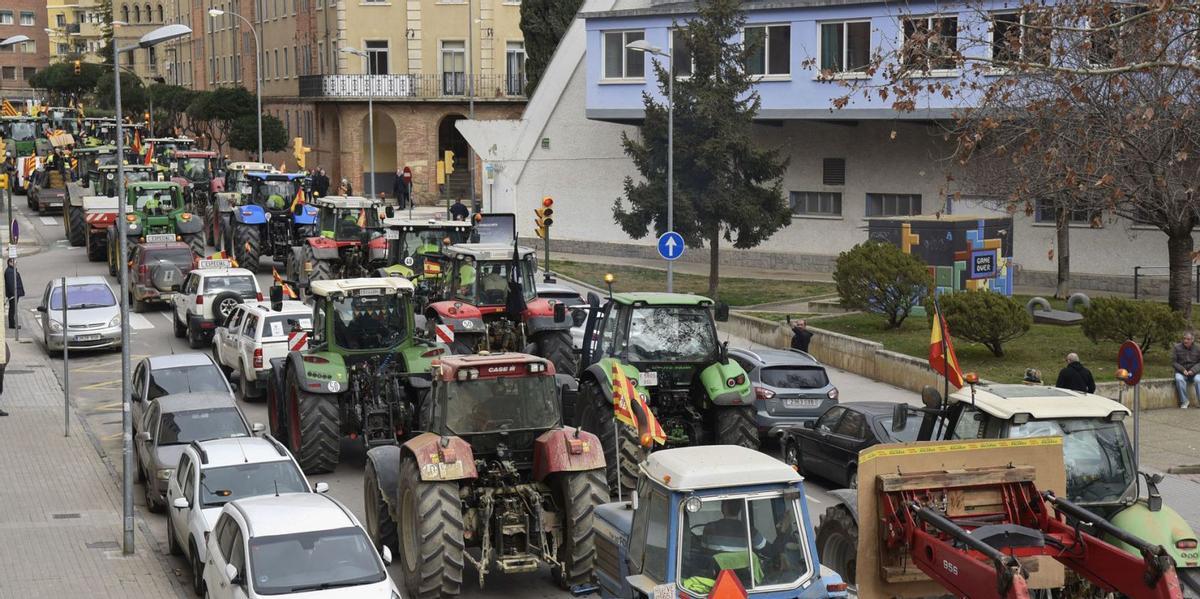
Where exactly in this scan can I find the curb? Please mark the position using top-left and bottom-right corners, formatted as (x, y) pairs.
(1168, 464), (1200, 475)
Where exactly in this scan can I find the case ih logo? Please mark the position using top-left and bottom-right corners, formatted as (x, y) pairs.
(483, 365), (519, 376)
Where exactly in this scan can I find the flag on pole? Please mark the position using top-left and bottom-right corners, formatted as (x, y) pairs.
(289, 187), (305, 213)
(929, 302), (965, 389)
(609, 364), (666, 446)
(272, 268), (298, 299)
(143, 142), (154, 166)
(131, 129), (142, 154)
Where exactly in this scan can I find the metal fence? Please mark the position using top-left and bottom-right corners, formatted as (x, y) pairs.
(298, 73), (527, 100)
(1132, 265), (1200, 301)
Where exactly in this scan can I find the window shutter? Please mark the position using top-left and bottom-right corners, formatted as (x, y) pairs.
(823, 158), (846, 186)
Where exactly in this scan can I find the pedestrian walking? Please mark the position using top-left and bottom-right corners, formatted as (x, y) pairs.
(1055, 352), (1096, 394)
(311, 168), (330, 198)
(392, 168), (410, 210)
(1022, 368), (1043, 385)
(449, 198), (470, 221)
(789, 316), (813, 353)
(1172, 332), (1200, 408)
(5, 259), (23, 331)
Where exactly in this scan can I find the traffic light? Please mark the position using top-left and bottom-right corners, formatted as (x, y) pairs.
(73, 60), (81, 75)
(443, 150), (455, 175)
(292, 137), (311, 170)
(534, 196), (554, 239)
(143, 111), (150, 124)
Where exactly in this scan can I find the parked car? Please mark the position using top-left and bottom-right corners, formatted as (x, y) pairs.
(125, 241), (194, 311)
(166, 435), (326, 596)
(134, 392), (262, 512)
(728, 347), (839, 438)
(131, 354), (235, 436)
(779, 401), (924, 489)
(171, 261), (263, 348)
(212, 301), (312, 402)
(36, 276), (121, 354)
(203, 493), (400, 599)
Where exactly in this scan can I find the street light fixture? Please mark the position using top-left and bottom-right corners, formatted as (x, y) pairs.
(342, 46), (375, 198)
(110, 23), (192, 556)
(208, 8), (262, 161)
(0, 34), (32, 47)
(625, 39), (676, 293)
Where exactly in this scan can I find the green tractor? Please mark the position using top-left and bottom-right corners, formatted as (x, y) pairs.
(119, 181), (207, 257)
(65, 162), (157, 250)
(265, 277), (448, 474)
(573, 292), (756, 493)
(1, 115), (44, 192)
(376, 217), (474, 279)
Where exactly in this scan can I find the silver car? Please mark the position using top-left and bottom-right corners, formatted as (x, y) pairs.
(728, 347), (840, 439)
(37, 276), (122, 354)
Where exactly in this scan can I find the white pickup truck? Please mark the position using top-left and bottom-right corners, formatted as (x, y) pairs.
(212, 300), (312, 401)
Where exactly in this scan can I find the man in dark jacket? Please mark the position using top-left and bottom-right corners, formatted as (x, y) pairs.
(1055, 352), (1096, 394)
(449, 198), (470, 221)
(311, 168), (330, 197)
(4, 259), (23, 330)
(392, 167), (410, 210)
(789, 317), (813, 353)
(1172, 332), (1200, 408)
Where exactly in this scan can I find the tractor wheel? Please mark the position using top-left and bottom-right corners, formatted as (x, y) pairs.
(310, 258), (334, 283)
(107, 231), (118, 276)
(553, 470), (608, 589)
(817, 504), (859, 586)
(576, 378), (624, 494)
(288, 370), (340, 474)
(86, 228), (105, 262)
(364, 458), (399, 555)
(533, 329), (577, 377)
(67, 206), (86, 246)
(234, 224), (260, 273)
(398, 456), (464, 599)
(267, 379), (288, 444)
(1178, 568), (1200, 598)
(714, 405), (760, 450)
(615, 426), (642, 494)
(181, 231), (206, 258)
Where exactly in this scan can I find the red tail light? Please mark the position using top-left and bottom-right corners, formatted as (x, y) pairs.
(302, 355), (329, 364)
(421, 347), (445, 358)
(195, 295), (204, 305)
(754, 385), (776, 401)
(253, 348), (263, 369)
(1178, 539), (1198, 550)
(827, 582), (849, 592)
(256, 292), (263, 301)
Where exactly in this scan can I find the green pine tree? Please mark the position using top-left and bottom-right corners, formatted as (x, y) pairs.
(519, 0), (584, 96)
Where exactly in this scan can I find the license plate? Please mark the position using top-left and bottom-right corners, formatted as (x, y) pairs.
(145, 233), (175, 243)
(74, 334), (101, 341)
(384, 230), (399, 240)
(784, 398), (821, 408)
(639, 371), (658, 387)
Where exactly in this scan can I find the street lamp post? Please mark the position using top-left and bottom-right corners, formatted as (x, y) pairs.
(626, 39), (675, 293)
(111, 23), (192, 555)
(208, 9), (261, 161)
(342, 47), (375, 199)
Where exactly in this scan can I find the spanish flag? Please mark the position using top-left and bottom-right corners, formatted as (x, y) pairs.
(272, 268), (297, 299)
(0, 100), (18, 117)
(929, 301), (965, 389)
(143, 142), (154, 166)
(131, 129), (142, 155)
(610, 364), (666, 446)
(289, 187), (305, 213)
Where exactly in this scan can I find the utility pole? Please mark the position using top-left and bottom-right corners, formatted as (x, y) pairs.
(466, 0), (476, 212)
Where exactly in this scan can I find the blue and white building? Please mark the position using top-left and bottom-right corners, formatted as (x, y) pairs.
(458, 0), (1186, 292)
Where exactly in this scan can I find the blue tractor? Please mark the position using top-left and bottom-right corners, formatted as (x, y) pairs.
(228, 172), (318, 272)
(593, 444), (848, 599)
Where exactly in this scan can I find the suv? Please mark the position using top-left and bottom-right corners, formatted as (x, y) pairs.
(171, 262), (263, 348)
(728, 347), (840, 439)
(165, 436), (326, 596)
(123, 241), (194, 311)
(213, 300), (312, 402)
(203, 493), (400, 599)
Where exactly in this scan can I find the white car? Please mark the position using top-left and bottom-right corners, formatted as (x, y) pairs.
(212, 301), (313, 402)
(203, 493), (400, 599)
(165, 436), (328, 596)
(172, 262), (263, 349)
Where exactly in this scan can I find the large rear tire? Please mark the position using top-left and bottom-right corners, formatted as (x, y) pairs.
(398, 456), (464, 599)
(715, 405), (760, 450)
(86, 228), (105, 262)
(554, 470), (608, 589)
(533, 329), (577, 377)
(1180, 568), (1200, 599)
(181, 231), (206, 258)
(67, 206), (86, 246)
(233, 224), (261, 273)
(267, 377), (288, 444)
(289, 371), (340, 474)
(817, 504), (859, 586)
(364, 458), (399, 555)
(577, 378), (631, 494)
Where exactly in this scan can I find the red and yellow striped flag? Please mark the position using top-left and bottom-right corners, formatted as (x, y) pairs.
(610, 364), (666, 446)
(929, 302), (965, 389)
(272, 268), (297, 299)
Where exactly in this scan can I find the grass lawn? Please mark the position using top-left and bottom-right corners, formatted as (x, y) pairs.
(552, 260), (835, 307)
(815, 310), (1180, 384)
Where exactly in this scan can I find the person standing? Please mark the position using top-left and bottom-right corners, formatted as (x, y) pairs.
(5, 259), (23, 331)
(449, 198), (470, 221)
(1173, 332), (1200, 408)
(338, 178), (353, 196)
(311, 168), (330, 198)
(789, 317), (813, 353)
(1055, 352), (1096, 394)
(392, 168), (410, 210)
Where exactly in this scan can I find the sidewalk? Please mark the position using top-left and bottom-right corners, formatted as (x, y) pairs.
(0, 341), (186, 598)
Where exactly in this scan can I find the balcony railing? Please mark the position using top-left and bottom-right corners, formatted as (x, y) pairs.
(298, 73), (527, 100)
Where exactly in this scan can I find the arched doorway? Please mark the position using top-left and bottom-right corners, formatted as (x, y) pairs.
(360, 111), (397, 198)
(438, 114), (469, 199)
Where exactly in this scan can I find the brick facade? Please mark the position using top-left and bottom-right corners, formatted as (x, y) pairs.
(0, 0), (50, 100)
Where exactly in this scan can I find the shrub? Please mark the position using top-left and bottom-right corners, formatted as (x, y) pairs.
(1081, 297), (1185, 354)
(833, 241), (932, 329)
(934, 291), (1031, 357)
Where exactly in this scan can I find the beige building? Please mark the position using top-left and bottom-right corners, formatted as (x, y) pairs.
(45, 0), (105, 65)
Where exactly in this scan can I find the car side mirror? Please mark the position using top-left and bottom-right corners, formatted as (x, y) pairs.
(803, 421), (815, 429)
(136, 431), (151, 442)
(172, 497), (190, 510)
(313, 482), (329, 494)
(380, 545), (393, 565)
(553, 302), (567, 323)
(251, 422), (265, 434)
(891, 403), (909, 432)
(225, 563), (241, 585)
(714, 302), (730, 322)
(36, 305), (46, 312)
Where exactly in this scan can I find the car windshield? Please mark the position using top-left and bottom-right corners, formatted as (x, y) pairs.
(1008, 418), (1135, 503)
(249, 526), (386, 595)
(263, 314), (312, 340)
(178, 157), (210, 179)
(453, 259), (537, 306)
(199, 461), (308, 508)
(144, 250), (196, 272)
(679, 495), (809, 595)
(445, 375), (559, 434)
(331, 292), (409, 350)
(257, 180), (296, 202)
(49, 284), (116, 310)
(202, 275), (257, 295)
(625, 306), (717, 363)
(9, 122), (36, 140)
(320, 207), (383, 239)
(147, 365), (229, 400)
(157, 407), (247, 445)
(134, 190), (178, 213)
(761, 366), (829, 389)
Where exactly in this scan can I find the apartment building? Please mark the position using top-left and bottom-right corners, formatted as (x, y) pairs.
(0, 0), (49, 100)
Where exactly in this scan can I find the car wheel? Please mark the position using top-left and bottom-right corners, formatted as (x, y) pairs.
(144, 480), (162, 514)
(186, 319), (205, 350)
(236, 370), (256, 403)
(190, 541), (205, 596)
(173, 313), (186, 338)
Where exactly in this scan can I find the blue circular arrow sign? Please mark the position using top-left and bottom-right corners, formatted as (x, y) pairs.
(657, 231), (684, 261)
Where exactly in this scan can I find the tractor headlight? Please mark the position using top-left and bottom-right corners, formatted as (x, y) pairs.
(108, 314), (122, 328)
(684, 496), (703, 513)
(48, 319), (63, 333)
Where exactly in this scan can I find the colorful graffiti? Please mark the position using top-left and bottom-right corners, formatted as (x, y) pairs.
(867, 215), (1014, 296)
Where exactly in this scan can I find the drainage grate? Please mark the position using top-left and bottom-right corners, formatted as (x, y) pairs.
(52, 513), (81, 519)
(86, 541), (119, 550)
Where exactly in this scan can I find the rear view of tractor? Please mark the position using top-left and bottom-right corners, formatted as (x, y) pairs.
(363, 352), (608, 598)
(210, 162), (276, 253)
(67, 163), (156, 259)
(286, 195), (387, 286)
(120, 181), (206, 256)
(573, 292), (756, 493)
(228, 172), (316, 272)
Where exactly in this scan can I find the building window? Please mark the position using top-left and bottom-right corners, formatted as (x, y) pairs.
(1, 67), (14, 80)
(148, 46), (157, 69)
(56, 13), (67, 26)
(58, 43), (70, 55)
(285, 111), (291, 135)
(991, 12), (1051, 65)
(602, 30), (646, 80)
(441, 40), (466, 94)
(283, 46), (290, 76)
(505, 41), (525, 94)
(745, 24), (790, 77)
(1034, 200), (1098, 225)
(670, 29), (693, 78)
(820, 21), (870, 74)
(866, 193), (922, 217)
(157, 4), (164, 22)
(0, 11), (13, 25)
(22, 67), (35, 80)
(133, 5), (141, 22)
(274, 49), (280, 79)
(365, 40), (388, 75)
(790, 191), (843, 217)
(901, 16), (959, 71)
(19, 11), (35, 26)
(145, 4), (152, 22)
(822, 158), (846, 186)
(317, 41), (325, 72)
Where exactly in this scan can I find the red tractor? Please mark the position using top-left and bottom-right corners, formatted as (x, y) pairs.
(423, 243), (577, 376)
(363, 352), (607, 598)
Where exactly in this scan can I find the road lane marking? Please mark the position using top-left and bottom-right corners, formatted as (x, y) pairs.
(161, 312), (175, 324)
(127, 314), (154, 330)
(39, 217), (58, 226)
(72, 355), (150, 373)
(81, 380), (122, 391)
(806, 495), (821, 503)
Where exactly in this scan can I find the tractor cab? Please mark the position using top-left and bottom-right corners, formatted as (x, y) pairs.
(378, 218), (474, 279)
(45, 107), (82, 136)
(123, 181), (205, 254)
(131, 183), (182, 217)
(1, 116), (41, 156)
(85, 163), (156, 193)
(169, 150), (216, 184)
(145, 136), (195, 164)
(594, 445), (846, 599)
(439, 243), (538, 308)
(245, 172), (306, 211)
(308, 278), (417, 354)
(313, 195), (385, 241)
(427, 353), (562, 450)
(220, 162), (276, 195)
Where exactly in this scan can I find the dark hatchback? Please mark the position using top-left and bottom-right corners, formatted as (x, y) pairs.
(780, 401), (923, 489)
